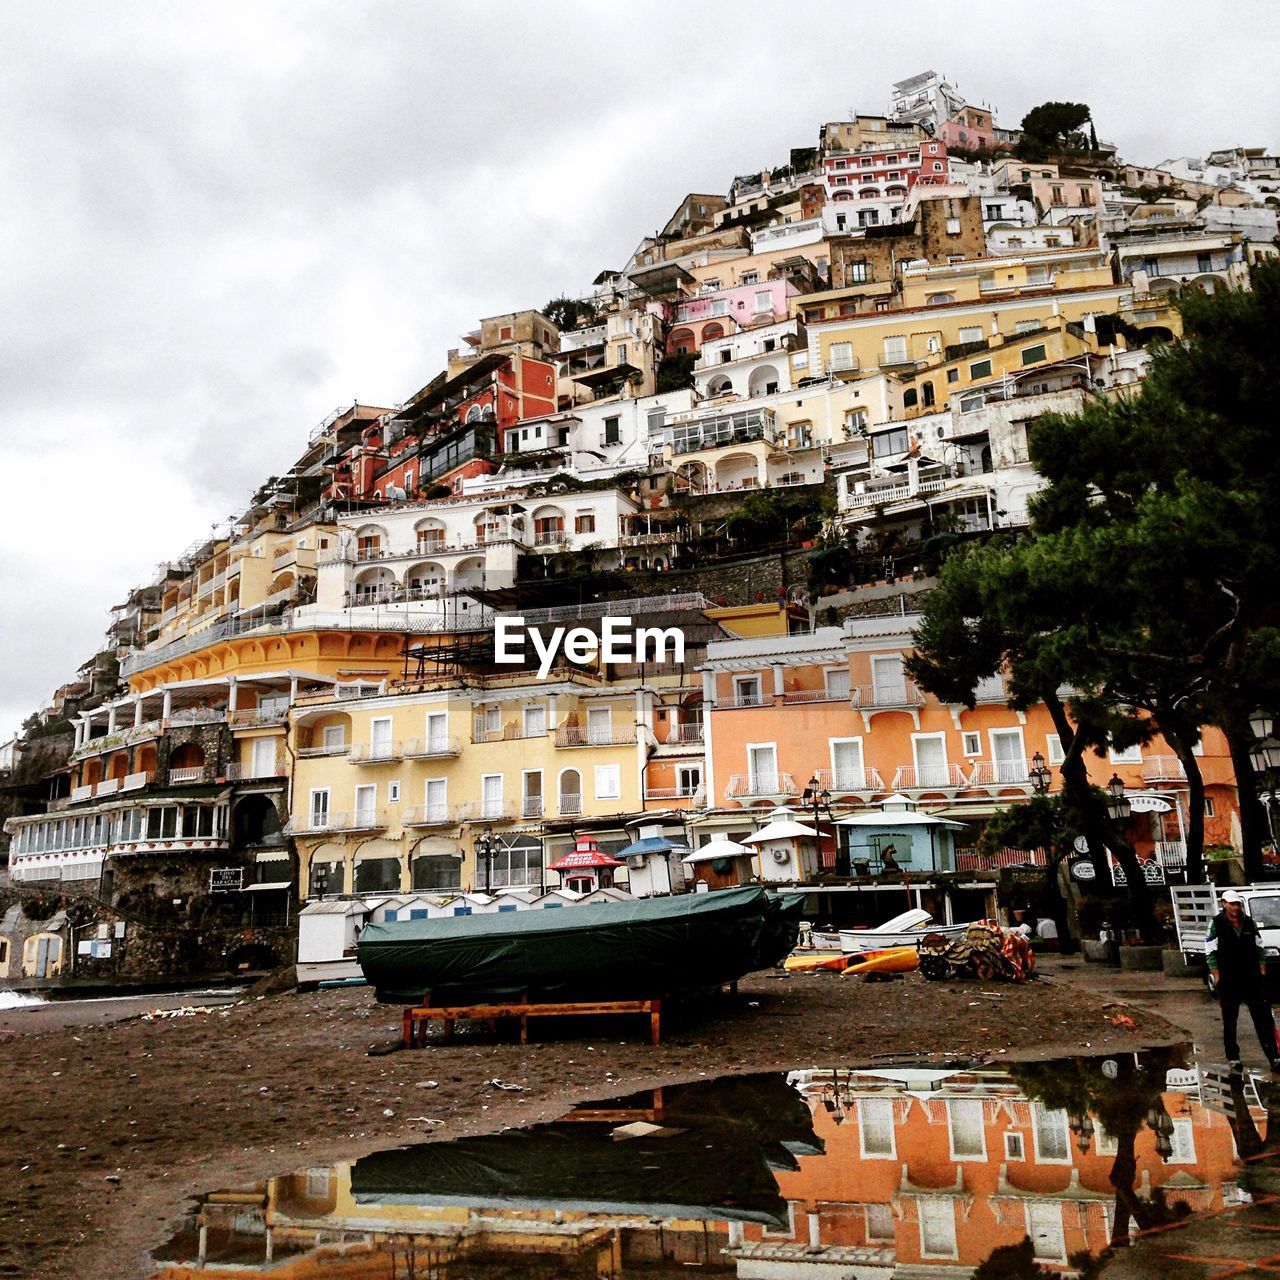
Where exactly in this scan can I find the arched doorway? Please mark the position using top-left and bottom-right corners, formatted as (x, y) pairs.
(234, 794), (286, 848)
(558, 769), (583, 816)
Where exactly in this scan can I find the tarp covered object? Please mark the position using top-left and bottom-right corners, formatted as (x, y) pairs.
(350, 1072), (819, 1226)
(357, 886), (804, 1004)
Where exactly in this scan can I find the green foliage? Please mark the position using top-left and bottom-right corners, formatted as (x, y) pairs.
(1019, 101), (1092, 152)
(656, 350), (697, 394)
(723, 488), (831, 544)
(541, 296), (598, 331)
(972, 1239), (1050, 1280)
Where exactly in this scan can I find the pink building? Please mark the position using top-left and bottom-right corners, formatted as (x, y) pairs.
(937, 104), (1011, 154)
(824, 140), (950, 206)
(667, 280), (799, 355)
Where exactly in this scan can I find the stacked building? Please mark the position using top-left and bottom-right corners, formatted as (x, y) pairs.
(3, 70), (1275, 979)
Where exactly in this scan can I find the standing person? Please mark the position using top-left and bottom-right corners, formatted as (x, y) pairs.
(1207, 889), (1280, 1071)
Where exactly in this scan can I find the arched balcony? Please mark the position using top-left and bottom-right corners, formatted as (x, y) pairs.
(714, 452), (764, 491)
(414, 517), (447, 554)
(530, 505), (566, 548)
(352, 566), (396, 604)
(747, 363), (781, 397)
(403, 561), (445, 602)
(674, 461), (709, 494)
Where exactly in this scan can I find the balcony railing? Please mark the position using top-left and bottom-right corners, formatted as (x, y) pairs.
(168, 765), (216, 784)
(224, 758), (285, 781)
(96, 777), (121, 797)
(892, 764), (968, 791)
(967, 759), (1032, 787)
(168, 707), (227, 726)
(472, 726), (548, 744)
(725, 772), (800, 799)
(297, 743), (350, 758)
(972, 675), (1008, 703)
(122, 771), (152, 791)
(403, 736), (462, 759)
(403, 804), (456, 828)
(229, 707), (289, 728)
(644, 785), (708, 805)
(955, 847), (1050, 871)
(720, 692), (768, 709)
(456, 800), (516, 823)
(349, 741), (405, 764)
(663, 722), (704, 745)
(814, 767), (886, 793)
(853, 682), (926, 710)
(558, 792), (583, 816)
(521, 797), (545, 819)
(1155, 840), (1187, 869)
(781, 687), (850, 704)
(1142, 756), (1186, 782)
(554, 725), (636, 748)
(288, 808), (388, 835)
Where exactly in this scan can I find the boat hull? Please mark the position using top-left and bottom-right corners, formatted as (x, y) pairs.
(839, 922), (971, 953)
(358, 887), (804, 1004)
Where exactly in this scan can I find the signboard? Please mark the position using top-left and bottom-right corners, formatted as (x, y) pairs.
(1125, 794), (1172, 815)
(1069, 859), (1097, 883)
(210, 867), (244, 893)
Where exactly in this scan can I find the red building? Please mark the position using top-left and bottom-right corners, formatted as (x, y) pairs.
(824, 139), (950, 204)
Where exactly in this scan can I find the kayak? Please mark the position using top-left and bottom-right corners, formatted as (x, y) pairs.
(841, 947), (920, 976)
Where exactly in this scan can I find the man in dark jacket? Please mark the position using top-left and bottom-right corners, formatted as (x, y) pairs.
(1207, 889), (1280, 1071)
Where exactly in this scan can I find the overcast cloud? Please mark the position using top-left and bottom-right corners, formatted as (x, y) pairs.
(1, 1), (1277, 735)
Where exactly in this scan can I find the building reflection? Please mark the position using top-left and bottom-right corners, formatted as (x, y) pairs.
(148, 1054), (1268, 1278)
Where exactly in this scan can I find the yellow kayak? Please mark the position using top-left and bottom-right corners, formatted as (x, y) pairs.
(784, 952), (850, 972)
(841, 947), (920, 976)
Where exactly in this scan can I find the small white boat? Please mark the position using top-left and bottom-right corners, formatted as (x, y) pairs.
(838, 908), (973, 955)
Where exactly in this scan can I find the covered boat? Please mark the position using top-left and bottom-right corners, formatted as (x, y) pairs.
(357, 885), (803, 1004)
(839, 907), (973, 954)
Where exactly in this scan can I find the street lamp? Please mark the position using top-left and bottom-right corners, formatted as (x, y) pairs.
(1249, 708), (1274, 741)
(803, 774), (835, 873)
(475, 825), (498, 893)
(1247, 720), (1280, 850)
(313, 864), (328, 902)
(1028, 750), (1051, 795)
(1105, 774), (1131, 823)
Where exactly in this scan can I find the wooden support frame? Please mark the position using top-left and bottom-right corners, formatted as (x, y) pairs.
(403, 996), (663, 1047)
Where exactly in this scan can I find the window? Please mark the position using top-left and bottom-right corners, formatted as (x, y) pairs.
(748, 743), (778, 793)
(829, 342), (855, 371)
(1004, 1131), (1026, 1161)
(481, 773), (504, 819)
(754, 290), (773, 313)
(865, 1202), (895, 1243)
(1028, 1203), (1066, 1264)
(370, 717), (393, 759)
(1020, 343), (1048, 366)
(870, 427), (909, 458)
(913, 733), (949, 789)
(882, 335), (908, 364)
(741, 270), (758, 285)
(948, 1098), (986, 1159)
(387, 780), (401, 803)
(354, 784), (377, 825)
(857, 1097), (896, 1157)
(946, 217), (962, 235)
(1032, 1103), (1071, 1162)
(872, 654), (907, 704)
(1014, 319), (1042, 334)
(990, 728), (1026, 782)
(309, 790), (330, 829)
(969, 358), (993, 379)
(919, 1199), (958, 1258)
(425, 711), (449, 754)
(825, 668), (851, 700)
(947, 368), (959, 383)
(719, 347), (732, 363)
(603, 417), (620, 446)
(734, 676), (763, 707)
(1108, 743), (1143, 765)
(594, 764), (621, 799)
(1045, 734), (1065, 766)
(962, 731), (981, 757)
(617, 343), (627, 364)
(574, 512), (595, 535)
(958, 326), (983, 344)
(424, 778), (448, 822)
(490, 835), (543, 889)
(1204, 797), (1216, 818)
(1170, 1118), (1196, 1163)
(586, 706), (612, 743)
(1197, 252), (1213, 273)
(830, 739), (864, 789)
(522, 704), (547, 738)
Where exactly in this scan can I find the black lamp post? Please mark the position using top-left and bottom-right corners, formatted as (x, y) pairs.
(475, 825), (498, 893)
(1248, 711), (1280, 851)
(1028, 750), (1051, 796)
(313, 863), (328, 902)
(803, 774), (836, 874)
(1105, 773), (1131, 823)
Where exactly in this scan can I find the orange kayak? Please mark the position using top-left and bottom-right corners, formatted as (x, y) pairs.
(841, 947), (920, 976)
(784, 952), (851, 972)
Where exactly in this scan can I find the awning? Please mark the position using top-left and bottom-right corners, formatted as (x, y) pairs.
(244, 881), (291, 892)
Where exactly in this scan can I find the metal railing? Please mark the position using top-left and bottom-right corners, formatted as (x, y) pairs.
(664, 723), (704, 744)
(521, 797), (545, 819)
(967, 759), (1032, 786)
(725, 772), (799, 799)
(403, 804), (455, 827)
(287, 808), (387, 835)
(558, 793), (583, 816)
(168, 765), (215, 784)
(780, 687), (849, 704)
(1142, 756), (1186, 782)
(297, 743), (350, 758)
(229, 707), (289, 728)
(955, 847), (1050, 871)
(892, 764), (968, 791)
(455, 800), (516, 823)
(168, 707), (227, 726)
(554, 725), (637, 747)
(814, 767), (886, 793)
(349, 741), (405, 764)
(402, 736), (462, 759)
(644, 786), (708, 805)
(853, 682), (926, 710)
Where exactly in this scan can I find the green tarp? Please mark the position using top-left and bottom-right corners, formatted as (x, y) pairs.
(357, 886), (804, 1004)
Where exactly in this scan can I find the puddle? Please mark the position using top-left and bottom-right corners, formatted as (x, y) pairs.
(146, 1047), (1278, 1278)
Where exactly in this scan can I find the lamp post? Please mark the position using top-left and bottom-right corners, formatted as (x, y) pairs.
(1248, 712), (1280, 854)
(1105, 773), (1131, 824)
(803, 774), (835, 874)
(1028, 750), (1051, 796)
(314, 864), (328, 902)
(475, 825), (498, 893)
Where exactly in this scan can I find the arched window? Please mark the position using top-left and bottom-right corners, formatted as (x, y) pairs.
(903, 388), (918, 408)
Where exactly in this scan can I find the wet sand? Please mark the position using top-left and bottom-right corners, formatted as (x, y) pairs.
(0, 990), (242, 1035)
(0, 968), (1182, 1280)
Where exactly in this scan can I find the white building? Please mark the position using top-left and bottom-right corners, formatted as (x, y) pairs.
(692, 318), (801, 400)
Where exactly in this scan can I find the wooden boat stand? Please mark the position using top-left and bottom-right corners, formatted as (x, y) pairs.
(403, 994), (664, 1047)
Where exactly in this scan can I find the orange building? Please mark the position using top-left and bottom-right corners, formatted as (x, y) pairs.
(695, 613), (1238, 902)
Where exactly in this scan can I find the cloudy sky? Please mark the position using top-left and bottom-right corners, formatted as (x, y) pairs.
(1, 1), (1277, 735)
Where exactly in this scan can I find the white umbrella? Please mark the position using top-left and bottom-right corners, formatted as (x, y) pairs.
(682, 835), (753, 865)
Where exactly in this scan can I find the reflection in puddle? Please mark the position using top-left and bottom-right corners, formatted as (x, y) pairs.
(148, 1050), (1275, 1278)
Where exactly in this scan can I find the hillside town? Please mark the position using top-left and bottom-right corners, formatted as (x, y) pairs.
(2, 69), (1278, 986)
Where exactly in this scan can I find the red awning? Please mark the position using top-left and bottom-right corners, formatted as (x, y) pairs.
(548, 850), (625, 871)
